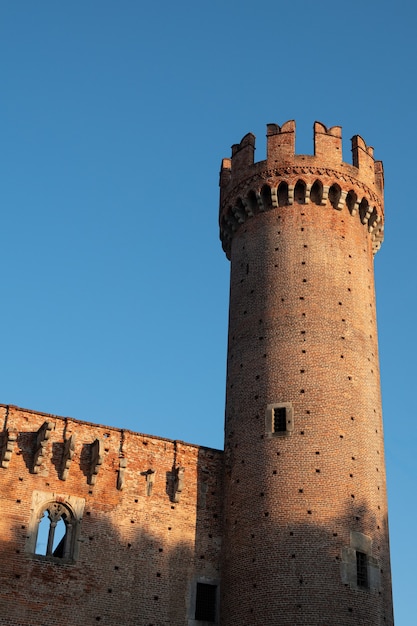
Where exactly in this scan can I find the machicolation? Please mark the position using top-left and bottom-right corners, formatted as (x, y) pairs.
(219, 121), (384, 258)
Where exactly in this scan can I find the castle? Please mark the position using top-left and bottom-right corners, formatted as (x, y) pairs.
(0, 121), (394, 625)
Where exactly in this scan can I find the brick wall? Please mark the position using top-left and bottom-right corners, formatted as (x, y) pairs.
(219, 121), (393, 626)
(0, 120), (394, 626)
(0, 405), (223, 626)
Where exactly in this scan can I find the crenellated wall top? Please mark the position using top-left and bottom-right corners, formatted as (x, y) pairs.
(219, 121), (385, 259)
(220, 121), (383, 200)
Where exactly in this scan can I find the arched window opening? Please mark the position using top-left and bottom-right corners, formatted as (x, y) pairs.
(310, 180), (323, 205)
(294, 180), (306, 204)
(260, 185), (272, 211)
(246, 190), (259, 215)
(368, 208), (379, 231)
(26, 491), (85, 563)
(359, 198), (369, 224)
(346, 190), (357, 215)
(34, 502), (73, 559)
(277, 182), (289, 207)
(328, 184), (341, 209)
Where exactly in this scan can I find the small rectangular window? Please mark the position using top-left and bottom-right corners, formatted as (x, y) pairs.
(273, 407), (287, 432)
(266, 402), (293, 436)
(356, 551), (368, 588)
(195, 582), (217, 622)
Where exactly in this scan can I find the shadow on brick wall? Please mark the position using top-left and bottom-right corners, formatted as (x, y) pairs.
(218, 498), (393, 626)
(0, 510), (195, 625)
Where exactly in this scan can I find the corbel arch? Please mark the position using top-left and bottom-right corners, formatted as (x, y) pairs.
(328, 183), (342, 210)
(232, 198), (247, 224)
(277, 181), (289, 206)
(346, 190), (358, 216)
(359, 197), (370, 224)
(246, 189), (259, 215)
(368, 208), (380, 233)
(260, 184), (273, 212)
(310, 180), (323, 205)
(294, 179), (307, 204)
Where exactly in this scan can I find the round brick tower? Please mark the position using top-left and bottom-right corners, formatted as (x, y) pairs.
(219, 121), (393, 625)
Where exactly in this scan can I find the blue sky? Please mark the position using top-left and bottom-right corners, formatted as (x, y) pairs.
(1, 1), (415, 622)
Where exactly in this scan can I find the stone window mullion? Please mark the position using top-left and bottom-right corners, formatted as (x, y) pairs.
(46, 519), (57, 556)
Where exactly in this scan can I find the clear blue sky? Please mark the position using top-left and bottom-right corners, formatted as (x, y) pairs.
(1, 2), (415, 622)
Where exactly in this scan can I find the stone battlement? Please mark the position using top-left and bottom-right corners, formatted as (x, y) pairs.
(220, 120), (383, 192)
(219, 120), (384, 259)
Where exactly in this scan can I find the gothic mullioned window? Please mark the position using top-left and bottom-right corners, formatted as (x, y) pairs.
(26, 491), (85, 563)
(35, 502), (74, 558)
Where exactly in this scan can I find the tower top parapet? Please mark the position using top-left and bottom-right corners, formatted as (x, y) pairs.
(220, 120), (383, 196)
(219, 120), (384, 258)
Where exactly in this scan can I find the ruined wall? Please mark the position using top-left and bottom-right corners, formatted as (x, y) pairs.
(0, 405), (223, 626)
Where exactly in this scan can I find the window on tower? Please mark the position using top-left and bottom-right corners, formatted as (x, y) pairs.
(340, 530), (379, 591)
(356, 551), (369, 588)
(266, 403), (293, 437)
(273, 407), (287, 432)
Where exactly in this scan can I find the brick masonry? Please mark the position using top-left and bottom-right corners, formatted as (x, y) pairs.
(0, 120), (393, 626)
(0, 405), (223, 625)
(219, 121), (393, 625)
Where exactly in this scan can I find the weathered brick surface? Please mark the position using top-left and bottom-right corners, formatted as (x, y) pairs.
(0, 119), (393, 626)
(219, 121), (393, 625)
(0, 405), (222, 625)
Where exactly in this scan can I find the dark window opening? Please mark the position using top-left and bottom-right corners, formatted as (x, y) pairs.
(356, 551), (368, 588)
(359, 198), (369, 224)
(346, 190), (357, 214)
(273, 407), (287, 432)
(310, 180), (323, 204)
(277, 182), (289, 206)
(261, 185), (273, 211)
(247, 190), (259, 215)
(195, 582), (217, 622)
(328, 184), (342, 209)
(294, 180), (306, 204)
